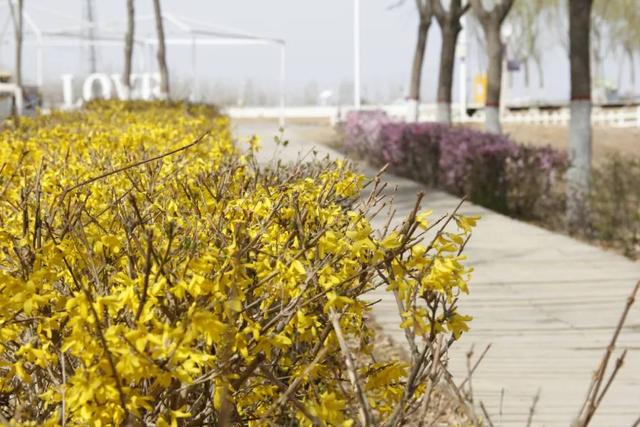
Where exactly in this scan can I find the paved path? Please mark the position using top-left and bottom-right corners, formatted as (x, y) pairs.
(234, 120), (640, 427)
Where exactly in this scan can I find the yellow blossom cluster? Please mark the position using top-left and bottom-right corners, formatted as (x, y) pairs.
(0, 101), (476, 426)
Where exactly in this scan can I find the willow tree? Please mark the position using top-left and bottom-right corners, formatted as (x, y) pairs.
(433, 0), (469, 124)
(600, 0), (639, 86)
(407, 0), (434, 122)
(550, 0), (637, 90)
(123, 0), (135, 99)
(505, 0), (549, 89)
(566, 0), (593, 232)
(612, 1), (640, 85)
(589, 1), (612, 89)
(469, 0), (515, 134)
(152, 0), (169, 99)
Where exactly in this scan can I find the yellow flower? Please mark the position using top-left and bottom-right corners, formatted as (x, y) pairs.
(0, 100), (475, 426)
(416, 210), (433, 230)
(455, 214), (481, 234)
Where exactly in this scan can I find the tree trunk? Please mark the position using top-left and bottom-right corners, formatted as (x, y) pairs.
(123, 0), (135, 100)
(470, 0), (514, 134)
(436, 24), (460, 124)
(9, 0), (24, 87)
(616, 52), (624, 89)
(534, 55), (544, 88)
(484, 24), (503, 134)
(566, 0), (593, 233)
(408, 18), (430, 122)
(627, 47), (636, 85)
(85, 0), (97, 74)
(8, 0), (24, 118)
(13, 0), (23, 88)
(590, 22), (602, 89)
(152, 0), (170, 99)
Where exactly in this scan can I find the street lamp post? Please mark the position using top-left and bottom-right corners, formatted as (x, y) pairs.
(458, 9), (468, 122)
(353, 0), (361, 109)
(500, 22), (513, 117)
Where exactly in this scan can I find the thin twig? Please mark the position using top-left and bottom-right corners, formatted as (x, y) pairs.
(479, 401), (495, 427)
(384, 339), (432, 427)
(594, 349), (627, 408)
(259, 366), (323, 427)
(575, 280), (639, 426)
(362, 163), (389, 190)
(499, 388), (504, 424)
(60, 130), (210, 200)
(417, 336), (442, 427)
(329, 308), (377, 427)
(135, 231), (154, 322)
(525, 389), (541, 427)
(442, 370), (479, 425)
(457, 343), (491, 390)
(61, 255), (130, 422)
(60, 349), (66, 427)
(424, 196), (467, 254)
(465, 345), (475, 403)
(260, 347), (330, 423)
(391, 285), (419, 361)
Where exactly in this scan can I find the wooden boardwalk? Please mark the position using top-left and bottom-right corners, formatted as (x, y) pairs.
(236, 121), (640, 427)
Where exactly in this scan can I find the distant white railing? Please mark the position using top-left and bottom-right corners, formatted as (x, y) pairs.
(225, 103), (640, 128)
(499, 107), (640, 128)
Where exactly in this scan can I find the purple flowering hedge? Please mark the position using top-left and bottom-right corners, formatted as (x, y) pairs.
(343, 111), (568, 221)
(344, 110), (392, 157)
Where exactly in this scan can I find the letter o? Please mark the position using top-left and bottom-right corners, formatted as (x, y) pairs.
(82, 73), (113, 101)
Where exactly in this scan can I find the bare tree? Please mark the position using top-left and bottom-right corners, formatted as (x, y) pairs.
(7, 0), (23, 88)
(505, 0), (549, 89)
(623, 46), (636, 86)
(589, 0), (610, 97)
(566, 0), (593, 232)
(433, 0), (470, 124)
(84, 0), (97, 74)
(548, 0), (569, 55)
(407, 0), (434, 122)
(469, 0), (515, 134)
(606, 0), (639, 87)
(553, 0), (636, 99)
(7, 0), (23, 118)
(152, 0), (169, 99)
(123, 0), (135, 100)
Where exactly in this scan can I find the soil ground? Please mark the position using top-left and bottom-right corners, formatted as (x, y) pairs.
(232, 118), (340, 148)
(466, 123), (640, 160)
(235, 118), (639, 161)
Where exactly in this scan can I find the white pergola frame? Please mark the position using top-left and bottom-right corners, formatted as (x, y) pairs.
(0, 3), (287, 124)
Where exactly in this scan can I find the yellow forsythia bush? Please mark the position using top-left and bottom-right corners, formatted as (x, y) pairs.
(0, 101), (476, 426)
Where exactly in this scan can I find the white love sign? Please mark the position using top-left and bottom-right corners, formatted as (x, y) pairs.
(61, 72), (163, 108)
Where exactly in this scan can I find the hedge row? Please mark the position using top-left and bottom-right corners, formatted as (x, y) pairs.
(344, 111), (640, 258)
(0, 101), (477, 425)
(345, 111), (567, 222)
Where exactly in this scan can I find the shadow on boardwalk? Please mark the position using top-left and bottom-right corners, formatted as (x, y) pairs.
(234, 120), (640, 427)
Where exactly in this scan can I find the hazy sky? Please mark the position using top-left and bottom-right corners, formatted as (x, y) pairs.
(1, 0), (638, 105)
